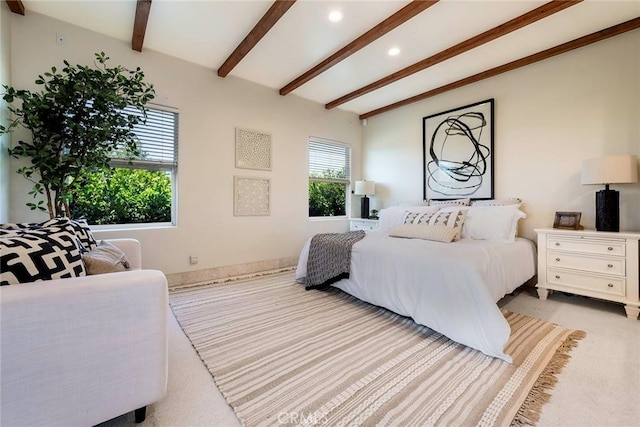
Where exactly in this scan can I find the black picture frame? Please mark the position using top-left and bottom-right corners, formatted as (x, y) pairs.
(422, 99), (494, 201)
(553, 211), (582, 230)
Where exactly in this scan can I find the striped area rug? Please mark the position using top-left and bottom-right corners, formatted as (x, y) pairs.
(169, 271), (584, 427)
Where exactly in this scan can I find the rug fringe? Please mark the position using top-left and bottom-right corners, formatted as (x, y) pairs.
(511, 330), (586, 426)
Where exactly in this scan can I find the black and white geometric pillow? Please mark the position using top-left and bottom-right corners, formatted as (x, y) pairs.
(0, 224), (86, 286)
(67, 219), (97, 251)
(0, 217), (97, 252)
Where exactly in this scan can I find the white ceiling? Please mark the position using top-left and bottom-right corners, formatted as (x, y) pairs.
(20, 0), (640, 117)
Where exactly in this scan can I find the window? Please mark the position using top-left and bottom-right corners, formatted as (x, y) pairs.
(70, 105), (178, 225)
(308, 138), (351, 217)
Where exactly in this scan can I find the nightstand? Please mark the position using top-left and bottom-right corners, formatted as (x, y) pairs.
(535, 227), (640, 319)
(350, 218), (379, 232)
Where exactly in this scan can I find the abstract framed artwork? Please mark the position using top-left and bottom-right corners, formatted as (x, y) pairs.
(422, 99), (494, 201)
(234, 176), (270, 216)
(235, 127), (272, 171)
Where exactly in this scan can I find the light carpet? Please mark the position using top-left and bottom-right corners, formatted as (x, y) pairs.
(169, 271), (584, 427)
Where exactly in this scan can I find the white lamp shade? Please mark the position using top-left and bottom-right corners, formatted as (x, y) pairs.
(581, 155), (638, 185)
(354, 180), (375, 196)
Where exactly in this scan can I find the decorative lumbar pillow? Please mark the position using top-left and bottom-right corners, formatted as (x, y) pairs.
(403, 210), (438, 225)
(471, 198), (522, 207)
(378, 206), (440, 232)
(389, 224), (458, 243)
(426, 209), (467, 241)
(83, 240), (131, 275)
(403, 209), (467, 241)
(0, 224), (86, 285)
(461, 205), (526, 242)
(428, 198), (470, 207)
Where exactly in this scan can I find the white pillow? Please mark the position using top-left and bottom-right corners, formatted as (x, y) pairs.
(378, 206), (409, 232)
(428, 198), (470, 207)
(461, 205), (526, 242)
(397, 200), (429, 207)
(471, 198), (521, 207)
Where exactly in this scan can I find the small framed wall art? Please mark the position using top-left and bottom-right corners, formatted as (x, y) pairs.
(553, 211), (582, 230)
(235, 127), (272, 171)
(234, 176), (270, 216)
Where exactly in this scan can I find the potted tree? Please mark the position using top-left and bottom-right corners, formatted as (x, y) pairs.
(0, 52), (155, 218)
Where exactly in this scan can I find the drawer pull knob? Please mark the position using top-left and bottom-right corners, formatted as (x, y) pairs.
(607, 247), (613, 251)
(555, 275), (560, 279)
(607, 264), (613, 268)
(555, 243), (560, 246)
(555, 258), (560, 262)
(607, 283), (614, 288)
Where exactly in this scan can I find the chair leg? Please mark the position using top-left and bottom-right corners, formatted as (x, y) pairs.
(134, 406), (147, 423)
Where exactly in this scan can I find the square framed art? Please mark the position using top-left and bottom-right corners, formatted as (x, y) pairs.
(234, 176), (270, 216)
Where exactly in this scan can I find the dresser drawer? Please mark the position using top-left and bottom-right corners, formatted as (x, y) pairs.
(350, 220), (378, 231)
(547, 252), (625, 276)
(547, 268), (625, 297)
(547, 236), (625, 256)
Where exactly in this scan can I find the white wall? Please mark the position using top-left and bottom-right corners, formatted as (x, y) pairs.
(363, 30), (640, 240)
(0, 3), (11, 223)
(8, 12), (363, 274)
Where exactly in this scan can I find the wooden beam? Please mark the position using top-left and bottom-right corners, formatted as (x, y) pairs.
(6, 0), (25, 15)
(218, 0), (296, 78)
(327, 0), (581, 110)
(359, 17), (640, 120)
(132, 0), (152, 52)
(279, 0), (438, 96)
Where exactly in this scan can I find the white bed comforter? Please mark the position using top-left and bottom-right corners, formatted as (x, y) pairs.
(296, 232), (536, 362)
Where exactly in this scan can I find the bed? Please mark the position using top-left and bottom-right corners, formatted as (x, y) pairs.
(296, 202), (537, 363)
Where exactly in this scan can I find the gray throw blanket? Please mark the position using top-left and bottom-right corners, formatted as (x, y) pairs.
(303, 230), (366, 289)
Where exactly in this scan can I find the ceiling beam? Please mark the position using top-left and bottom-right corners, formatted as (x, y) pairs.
(327, 0), (582, 110)
(279, 0), (438, 96)
(132, 0), (152, 52)
(359, 17), (640, 120)
(6, 0), (25, 15)
(218, 0), (296, 78)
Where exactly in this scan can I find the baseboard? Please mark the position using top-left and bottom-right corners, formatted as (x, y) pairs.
(166, 256), (298, 288)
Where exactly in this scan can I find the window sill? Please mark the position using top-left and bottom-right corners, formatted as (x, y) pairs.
(308, 217), (348, 222)
(90, 223), (176, 232)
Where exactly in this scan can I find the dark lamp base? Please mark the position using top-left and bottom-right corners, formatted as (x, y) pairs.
(595, 189), (619, 232)
(360, 196), (370, 219)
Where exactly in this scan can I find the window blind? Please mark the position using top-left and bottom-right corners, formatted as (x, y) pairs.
(112, 105), (178, 168)
(308, 139), (350, 183)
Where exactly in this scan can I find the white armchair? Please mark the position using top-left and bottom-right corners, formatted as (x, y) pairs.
(0, 239), (168, 426)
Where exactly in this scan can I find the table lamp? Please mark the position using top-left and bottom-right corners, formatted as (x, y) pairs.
(581, 154), (638, 232)
(354, 180), (375, 219)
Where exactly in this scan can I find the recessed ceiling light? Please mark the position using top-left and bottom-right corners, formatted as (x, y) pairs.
(328, 10), (343, 22)
(388, 47), (401, 56)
